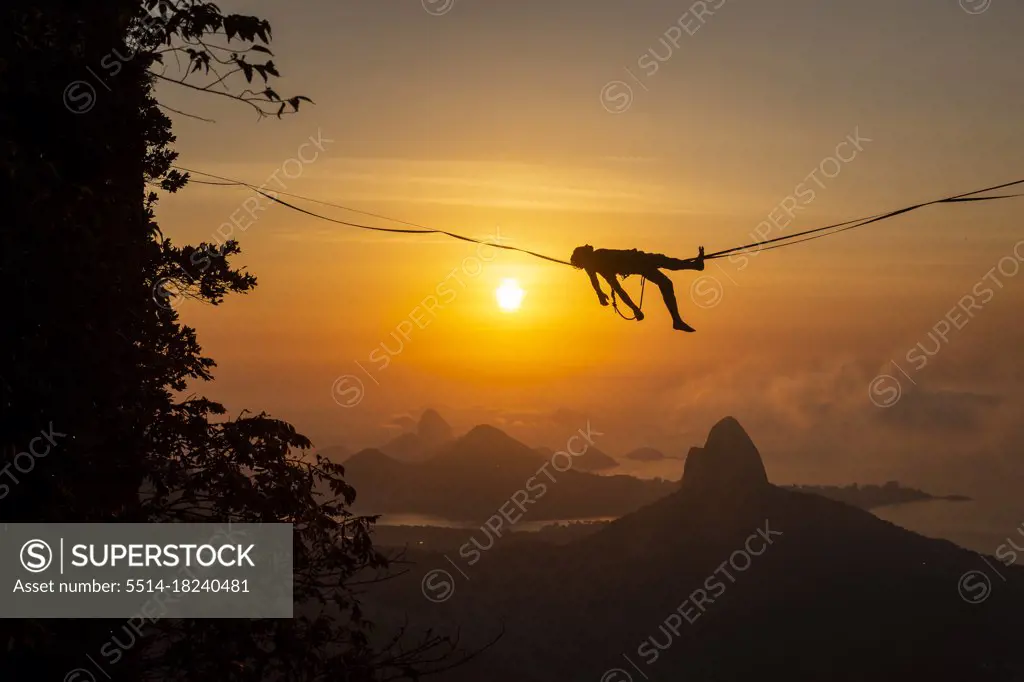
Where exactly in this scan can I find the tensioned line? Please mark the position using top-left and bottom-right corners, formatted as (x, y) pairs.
(170, 165), (1024, 266)
(171, 165), (574, 265)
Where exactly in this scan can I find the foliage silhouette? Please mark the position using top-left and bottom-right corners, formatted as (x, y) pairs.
(2, 1), (468, 679)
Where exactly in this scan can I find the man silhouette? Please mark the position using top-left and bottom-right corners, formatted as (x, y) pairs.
(570, 245), (705, 332)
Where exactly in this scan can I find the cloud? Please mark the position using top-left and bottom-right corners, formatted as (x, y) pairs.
(873, 388), (1003, 433)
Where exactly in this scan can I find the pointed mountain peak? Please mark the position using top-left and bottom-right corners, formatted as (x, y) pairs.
(435, 424), (547, 470)
(417, 408), (453, 444)
(681, 416), (769, 495)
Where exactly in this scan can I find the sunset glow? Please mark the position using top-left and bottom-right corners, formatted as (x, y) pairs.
(496, 278), (525, 311)
(152, 0), (1024, 497)
(14, 2), (1024, 679)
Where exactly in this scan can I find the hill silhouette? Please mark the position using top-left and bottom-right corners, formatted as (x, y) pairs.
(378, 408), (455, 462)
(342, 423), (675, 522)
(622, 446), (675, 461)
(364, 417), (1024, 681)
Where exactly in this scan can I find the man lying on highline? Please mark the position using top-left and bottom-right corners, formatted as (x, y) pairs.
(570, 245), (705, 332)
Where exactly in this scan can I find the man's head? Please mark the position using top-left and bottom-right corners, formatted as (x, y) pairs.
(570, 244), (595, 269)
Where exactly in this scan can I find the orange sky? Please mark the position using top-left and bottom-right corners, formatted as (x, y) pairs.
(153, 0), (1024, 499)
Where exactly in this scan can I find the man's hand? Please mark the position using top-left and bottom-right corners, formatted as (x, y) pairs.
(694, 245), (706, 271)
(598, 293), (610, 306)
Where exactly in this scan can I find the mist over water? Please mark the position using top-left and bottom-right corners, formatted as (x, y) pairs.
(873, 498), (1024, 557)
(375, 513), (618, 532)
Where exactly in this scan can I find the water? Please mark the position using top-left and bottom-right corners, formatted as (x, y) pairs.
(376, 513), (617, 532)
(872, 498), (1024, 557)
(378, 500), (1024, 557)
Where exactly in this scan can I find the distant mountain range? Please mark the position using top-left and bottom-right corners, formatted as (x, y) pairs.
(622, 446), (679, 461)
(328, 409), (970, 525)
(339, 416), (676, 523)
(362, 417), (1024, 682)
(322, 409), (619, 471)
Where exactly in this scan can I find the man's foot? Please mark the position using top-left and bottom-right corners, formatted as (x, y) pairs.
(634, 310), (645, 321)
(673, 319), (695, 332)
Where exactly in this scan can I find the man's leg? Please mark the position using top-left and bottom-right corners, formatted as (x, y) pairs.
(646, 270), (694, 332)
(652, 253), (704, 272)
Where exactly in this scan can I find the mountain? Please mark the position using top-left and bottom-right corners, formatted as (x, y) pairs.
(533, 444), (618, 472)
(418, 407), (453, 444)
(378, 408), (455, 462)
(434, 424), (544, 469)
(622, 446), (674, 461)
(363, 416), (1024, 681)
(680, 416), (768, 495)
(377, 432), (428, 461)
(342, 424), (675, 522)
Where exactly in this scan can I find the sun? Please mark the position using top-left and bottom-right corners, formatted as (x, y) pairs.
(495, 278), (525, 312)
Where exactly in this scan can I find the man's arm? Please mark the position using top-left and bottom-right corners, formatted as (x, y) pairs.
(588, 270), (609, 306)
(600, 273), (639, 312)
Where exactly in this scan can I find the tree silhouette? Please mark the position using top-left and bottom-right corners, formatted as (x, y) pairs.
(2, 1), (467, 678)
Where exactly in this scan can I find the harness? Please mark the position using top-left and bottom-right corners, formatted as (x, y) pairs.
(611, 275), (646, 321)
